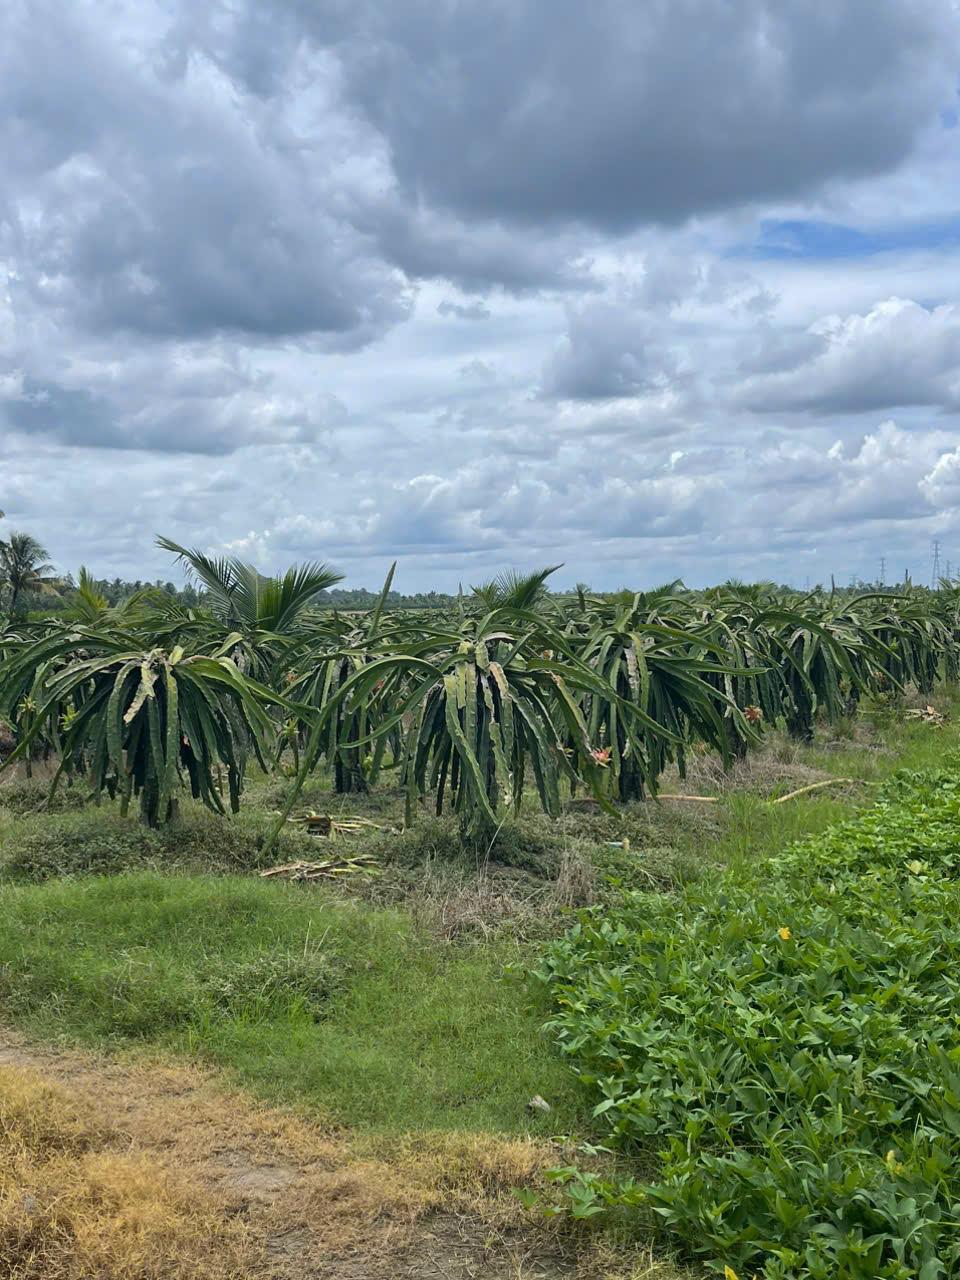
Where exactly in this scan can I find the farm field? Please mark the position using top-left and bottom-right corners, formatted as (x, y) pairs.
(3, 557), (960, 1278)
(6, 1), (960, 1277)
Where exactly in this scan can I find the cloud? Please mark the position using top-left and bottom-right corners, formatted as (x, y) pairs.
(458, 359), (496, 381)
(437, 301), (492, 321)
(1, 1), (409, 344)
(744, 422), (942, 529)
(263, 0), (957, 230)
(542, 296), (679, 400)
(0, 351), (348, 453)
(541, 260), (772, 402)
(921, 449), (960, 509)
(5, 406), (958, 591)
(4, 0), (960, 592)
(355, 195), (595, 294)
(736, 298), (960, 414)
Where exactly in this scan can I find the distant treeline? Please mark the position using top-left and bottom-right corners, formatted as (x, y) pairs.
(13, 573), (944, 620)
(317, 588), (456, 610)
(18, 576), (461, 615)
(16, 577), (199, 614)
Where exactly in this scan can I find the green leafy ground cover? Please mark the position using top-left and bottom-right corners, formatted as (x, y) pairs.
(538, 765), (960, 1279)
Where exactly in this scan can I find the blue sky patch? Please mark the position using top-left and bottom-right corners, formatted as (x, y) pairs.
(737, 218), (960, 261)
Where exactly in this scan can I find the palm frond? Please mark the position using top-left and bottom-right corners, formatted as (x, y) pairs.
(156, 536), (247, 623)
(471, 565), (562, 612)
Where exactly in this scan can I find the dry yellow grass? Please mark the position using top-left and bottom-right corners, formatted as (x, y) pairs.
(1, 1035), (682, 1279)
(0, 1066), (254, 1279)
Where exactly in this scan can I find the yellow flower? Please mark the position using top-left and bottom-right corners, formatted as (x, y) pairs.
(778, 927), (792, 941)
(906, 859), (925, 875)
(724, 1268), (740, 1280)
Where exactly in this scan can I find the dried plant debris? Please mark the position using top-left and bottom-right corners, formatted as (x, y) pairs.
(260, 854), (381, 881)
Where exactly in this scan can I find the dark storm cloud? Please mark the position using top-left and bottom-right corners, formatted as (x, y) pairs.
(2, 380), (115, 449)
(1, 2), (408, 344)
(5, 0), (956, 349)
(361, 199), (594, 295)
(222, 0), (958, 232)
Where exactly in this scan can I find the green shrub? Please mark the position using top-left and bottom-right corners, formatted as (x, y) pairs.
(0, 777), (90, 815)
(4, 814), (166, 879)
(538, 766), (960, 1279)
(0, 808), (301, 881)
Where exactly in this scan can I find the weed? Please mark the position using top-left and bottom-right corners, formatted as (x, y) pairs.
(0, 777), (89, 816)
(0, 808), (310, 882)
(538, 763), (960, 1278)
(3, 815), (167, 880)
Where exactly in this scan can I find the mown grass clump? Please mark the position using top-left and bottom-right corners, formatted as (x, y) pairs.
(0, 873), (580, 1135)
(538, 764), (960, 1279)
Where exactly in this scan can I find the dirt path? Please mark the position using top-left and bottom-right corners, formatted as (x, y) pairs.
(0, 1030), (580, 1279)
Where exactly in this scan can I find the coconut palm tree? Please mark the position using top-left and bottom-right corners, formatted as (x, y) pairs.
(0, 532), (59, 617)
(156, 536), (344, 678)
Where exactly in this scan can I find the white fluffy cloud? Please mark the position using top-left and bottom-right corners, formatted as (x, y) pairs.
(737, 298), (960, 415)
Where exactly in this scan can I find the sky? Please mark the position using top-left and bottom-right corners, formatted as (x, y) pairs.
(3, 1), (960, 593)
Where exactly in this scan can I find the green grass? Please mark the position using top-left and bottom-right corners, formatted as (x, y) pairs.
(0, 872), (581, 1136)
